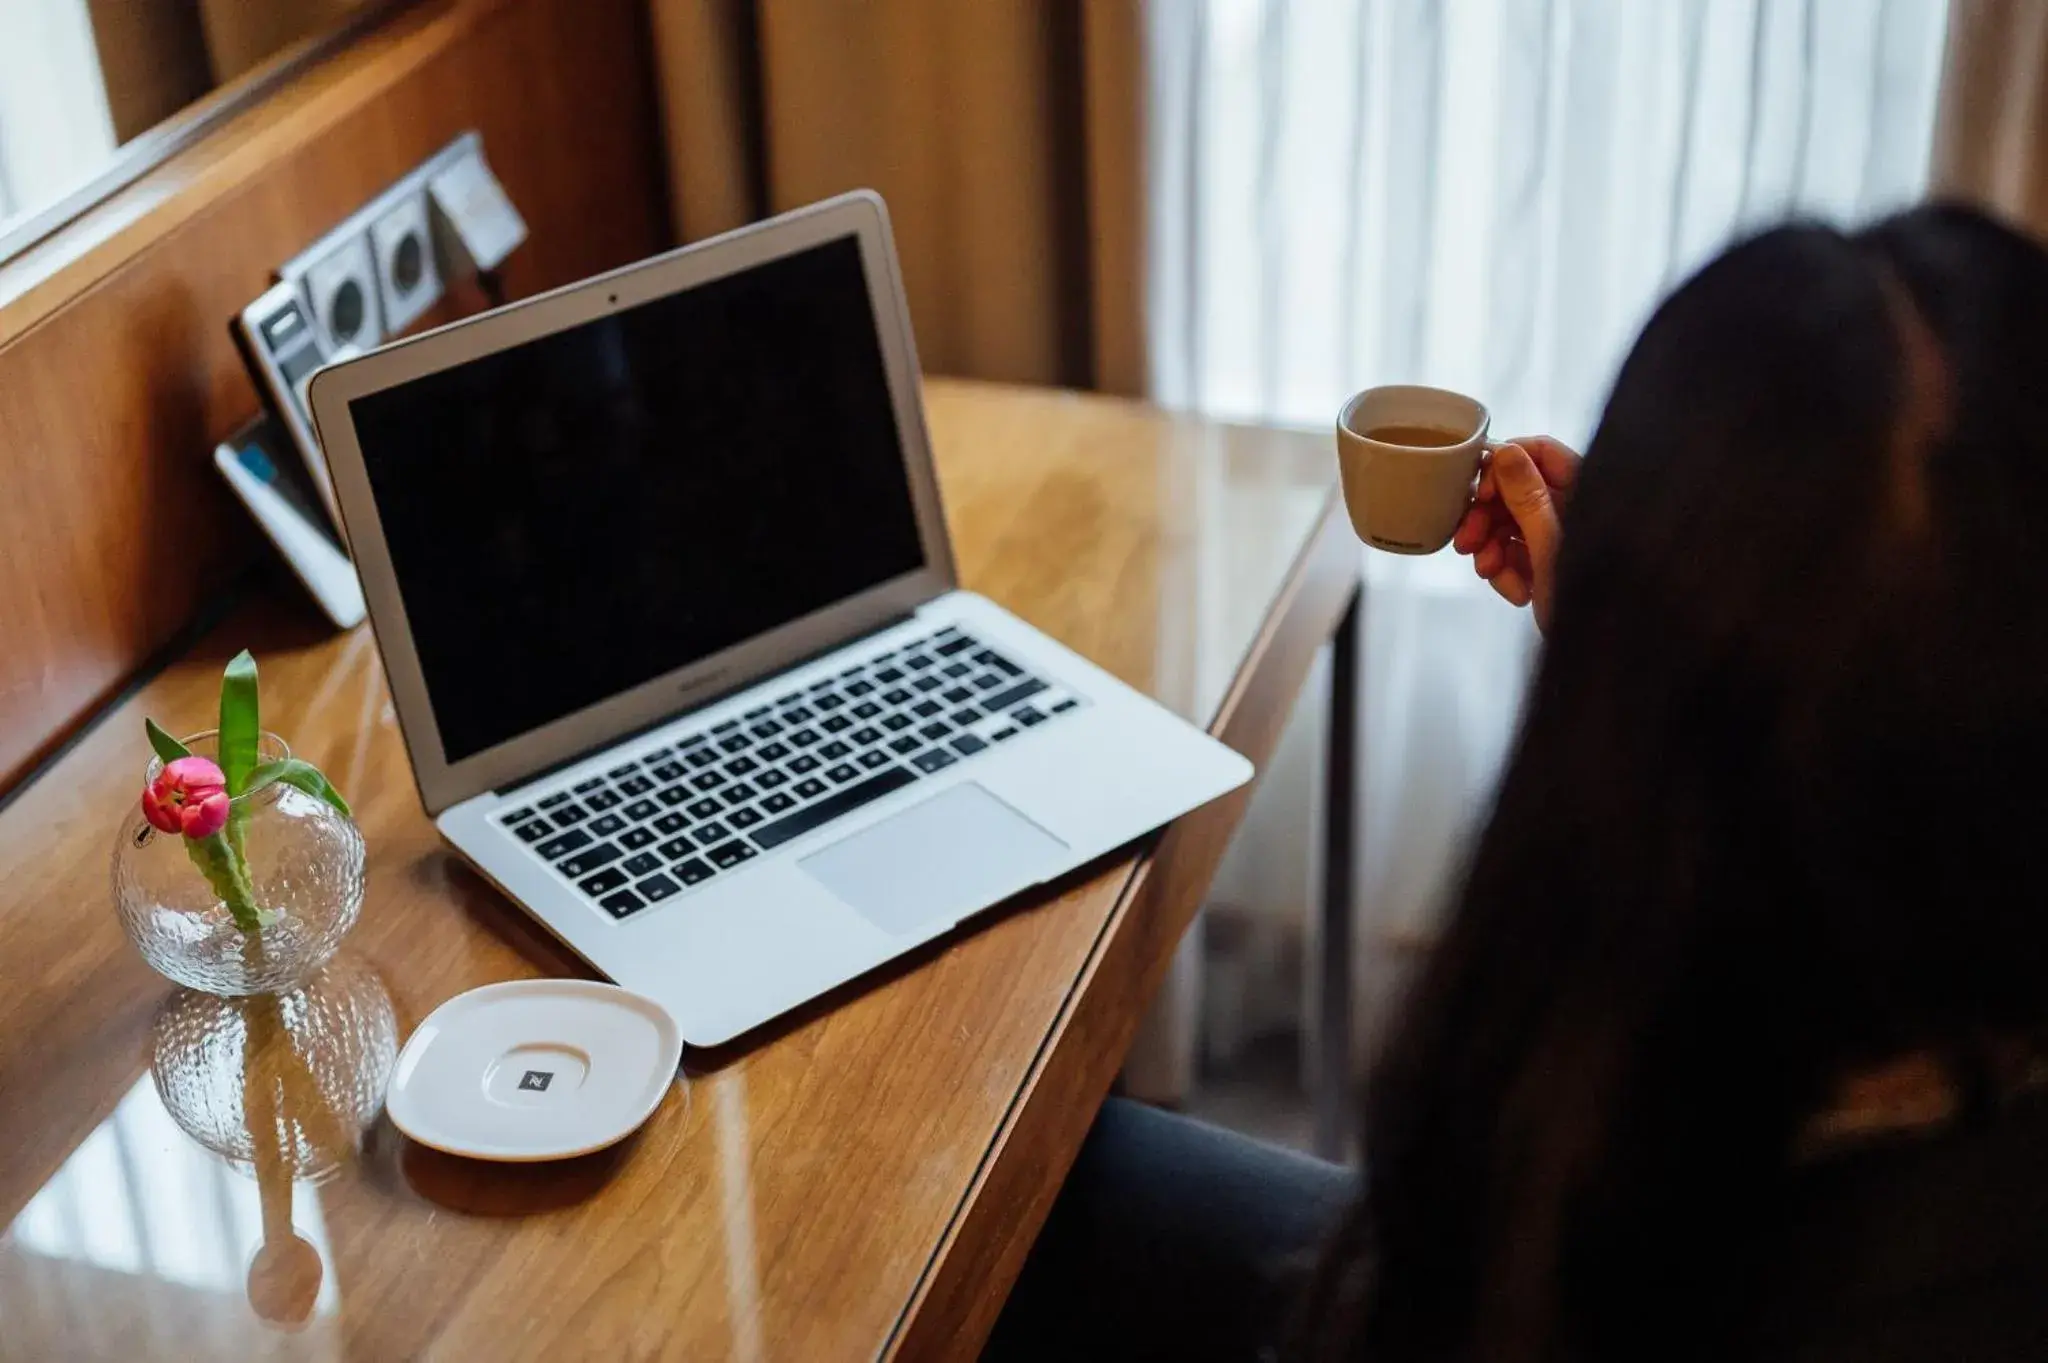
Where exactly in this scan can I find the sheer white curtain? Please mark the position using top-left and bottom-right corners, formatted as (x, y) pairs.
(0, 0), (115, 226)
(1142, 0), (1950, 1084)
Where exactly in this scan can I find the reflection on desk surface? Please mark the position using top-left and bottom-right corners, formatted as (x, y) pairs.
(3, 953), (397, 1354)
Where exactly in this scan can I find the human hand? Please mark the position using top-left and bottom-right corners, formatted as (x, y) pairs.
(1450, 435), (1581, 632)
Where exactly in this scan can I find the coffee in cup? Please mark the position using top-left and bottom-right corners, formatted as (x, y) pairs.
(1334, 385), (1492, 554)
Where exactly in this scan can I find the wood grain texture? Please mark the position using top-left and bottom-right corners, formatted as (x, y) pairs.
(0, 0), (667, 797)
(0, 382), (1341, 1360)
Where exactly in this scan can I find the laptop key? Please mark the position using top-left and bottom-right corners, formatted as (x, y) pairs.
(936, 635), (976, 657)
(1014, 705), (1047, 727)
(788, 728), (821, 748)
(951, 734), (989, 756)
(712, 718), (740, 734)
(950, 708), (982, 728)
(913, 675), (945, 694)
(624, 799), (658, 821)
(825, 763), (859, 784)
(691, 771), (727, 792)
(905, 654), (935, 671)
(637, 873), (680, 903)
(919, 722), (950, 742)
(654, 812), (689, 835)
(585, 789), (622, 811)
(550, 803), (589, 826)
(911, 699), (943, 719)
(883, 687), (913, 705)
(819, 740), (852, 761)
(761, 791), (796, 813)
(646, 745), (675, 761)
(621, 827), (657, 850)
(756, 769), (789, 790)
(788, 753), (822, 775)
(537, 829), (593, 860)
(973, 673), (1007, 691)
(729, 807), (763, 830)
(501, 806), (536, 824)
(750, 765), (917, 851)
(858, 750), (892, 770)
(539, 791), (573, 809)
(751, 720), (784, 739)
(651, 761), (685, 782)
(989, 725), (1020, 742)
(912, 749), (956, 775)
(981, 678), (1047, 713)
(657, 836), (696, 860)
(744, 705), (771, 720)
(813, 693), (846, 712)
(591, 813), (627, 837)
(708, 840), (757, 870)
(888, 735), (921, 756)
(618, 775), (655, 796)
(512, 820), (551, 844)
(600, 889), (646, 919)
(673, 857), (715, 885)
(685, 797), (722, 820)
(852, 701), (883, 720)
(656, 785), (691, 809)
(727, 755), (759, 776)
(874, 667), (906, 684)
(560, 843), (623, 878)
(623, 852), (662, 877)
(845, 680), (876, 697)
(722, 783), (757, 805)
(784, 705), (815, 723)
(942, 662), (973, 680)
(794, 777), (829, 800)
(686, 747), (719, 769)
(694, 820), (731, 845)
(881, 713), (913, 732)
(757, 741), (790, 761)
(719, 734), (751, 754)
(850, 726), (883, 747)
(1051, 698), (1079, 713)
(820, 714), (852, 734)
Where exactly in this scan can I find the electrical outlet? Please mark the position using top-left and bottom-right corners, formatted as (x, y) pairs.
(371, 189), (441, 334)
(302, 233), (383, 353)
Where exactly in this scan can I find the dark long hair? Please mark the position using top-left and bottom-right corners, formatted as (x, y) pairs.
(1299, 205), (2048, 1361)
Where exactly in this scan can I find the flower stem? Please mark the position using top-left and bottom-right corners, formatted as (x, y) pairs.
(186, 830), (265, 933)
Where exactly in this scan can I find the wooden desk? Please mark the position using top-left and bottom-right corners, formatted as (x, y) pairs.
(0, 380), (1353, 1360)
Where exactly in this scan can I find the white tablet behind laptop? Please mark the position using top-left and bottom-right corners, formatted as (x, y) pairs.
(309, 190), (1250, 1046)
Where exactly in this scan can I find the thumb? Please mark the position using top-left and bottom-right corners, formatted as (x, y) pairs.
(1491, 442), (1561, 566)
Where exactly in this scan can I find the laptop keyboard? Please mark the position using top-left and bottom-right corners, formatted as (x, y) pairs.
(493, 625), (1084, 920)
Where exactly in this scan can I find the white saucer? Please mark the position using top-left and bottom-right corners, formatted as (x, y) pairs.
(386, 979), (682, 1162)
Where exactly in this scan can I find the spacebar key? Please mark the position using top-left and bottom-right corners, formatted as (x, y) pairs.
(749, 766), (918, 851)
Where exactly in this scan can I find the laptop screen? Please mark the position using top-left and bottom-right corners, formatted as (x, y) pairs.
(350, 234), (927, 763)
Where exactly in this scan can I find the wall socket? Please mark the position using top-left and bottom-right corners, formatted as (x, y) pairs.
(280, 132), (523, 357)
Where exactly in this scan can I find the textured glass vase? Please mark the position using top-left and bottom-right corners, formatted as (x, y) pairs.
(112, 730), (365, 995)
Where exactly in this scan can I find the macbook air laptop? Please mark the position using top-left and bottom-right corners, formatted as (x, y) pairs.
(308, 190), (1251, 1045)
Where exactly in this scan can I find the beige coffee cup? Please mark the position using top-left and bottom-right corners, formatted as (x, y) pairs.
(1335, 385), (1492, 554)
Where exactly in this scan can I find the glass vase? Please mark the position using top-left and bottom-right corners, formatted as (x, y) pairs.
(112, 730), (366, 995)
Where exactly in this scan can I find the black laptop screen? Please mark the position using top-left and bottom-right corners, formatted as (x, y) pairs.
(350, 234), (927, 763)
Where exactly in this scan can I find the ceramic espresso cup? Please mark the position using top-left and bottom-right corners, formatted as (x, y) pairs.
(1334, 385), (1492, 554)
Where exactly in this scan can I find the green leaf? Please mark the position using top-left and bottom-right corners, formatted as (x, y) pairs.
(219, 650), (259, 796)
(244, 758), (353, 819)
(144, 718), (191, 763)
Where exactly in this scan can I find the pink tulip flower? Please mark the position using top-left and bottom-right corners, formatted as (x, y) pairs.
(142, 755), (232, 839)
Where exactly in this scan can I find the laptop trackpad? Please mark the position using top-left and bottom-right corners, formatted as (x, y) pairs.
(800, 782), (1068, 935)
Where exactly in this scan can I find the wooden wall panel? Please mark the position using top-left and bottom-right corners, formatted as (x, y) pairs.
(0, 0), (668, 795)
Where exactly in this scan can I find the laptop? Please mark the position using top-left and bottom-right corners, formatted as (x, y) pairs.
(308, 190), (1252, 1045)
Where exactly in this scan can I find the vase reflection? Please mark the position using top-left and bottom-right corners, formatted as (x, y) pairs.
(147, 953), (399, 1329)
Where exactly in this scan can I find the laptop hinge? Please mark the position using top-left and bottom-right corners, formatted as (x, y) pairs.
(496, 609), (922, 798)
